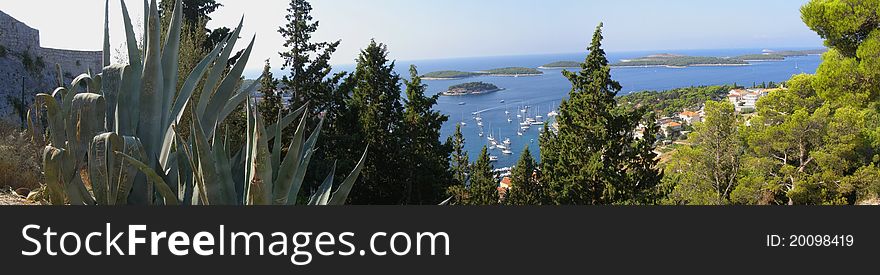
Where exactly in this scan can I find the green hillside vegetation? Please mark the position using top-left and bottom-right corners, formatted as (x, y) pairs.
(483, 67), (543, 75)
(613, 54), (748, 67)
(540, 61), (581, 68)
(618, 85), (734, 117)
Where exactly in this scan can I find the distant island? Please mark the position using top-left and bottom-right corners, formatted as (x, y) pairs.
(539, 61), (582, 69)
(613, 54), (748, 68)
(441, 82), (502, 96)
(613, 49), (827, 68)
(423, 67), (543, 80)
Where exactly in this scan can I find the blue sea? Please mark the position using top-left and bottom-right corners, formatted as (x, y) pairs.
(308, 48), (822, 168)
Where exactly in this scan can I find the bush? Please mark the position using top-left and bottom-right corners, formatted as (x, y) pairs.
(0, 45), (7, 57)
(0, 120), (43, 190)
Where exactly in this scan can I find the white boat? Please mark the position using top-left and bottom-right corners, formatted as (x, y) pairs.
(489, 156), (499, 162)
(516, 114), (522, 118)
(531, 121), (544, 126)
(460, 122), (467, 127)
(475, 116), (482, 121)
(479, 132), (484, 137)
(477, 121), (484, 127)
(458, 102), (466, 105)
(503, 138), (511, 145)
(507, 118), (513, 123)
(517, 131), (523, 136)
(496, 144), (508, 150)
(547, 111), (559, 117)
(500, 100), (505, 103)
(505, 110), (510, 115)
(502, 149), (513, 155)
(521, 126), (530, 131)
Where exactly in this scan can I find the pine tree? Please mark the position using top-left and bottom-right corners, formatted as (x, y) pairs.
(277, 0), (341, 115)
(345, 40), (406, 204)
(257, 59), (282, 125)
(506, 146), (545, 205)
(401, 65), (452, 204)
(539, 23), (661, 205)
(449, 124), (470, 187)
(450, 146), (498, 205)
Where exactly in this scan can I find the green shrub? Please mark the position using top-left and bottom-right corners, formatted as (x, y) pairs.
(0, 45), (7, 57)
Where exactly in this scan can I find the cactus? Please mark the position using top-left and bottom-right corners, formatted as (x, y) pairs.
(33, 0), (367, 206)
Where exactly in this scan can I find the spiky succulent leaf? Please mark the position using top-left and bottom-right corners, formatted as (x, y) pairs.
(328, 147), (369, 205)
(116, 152), (179, 206)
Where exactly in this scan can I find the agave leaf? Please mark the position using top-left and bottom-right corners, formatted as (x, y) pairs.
(116, 152), (179, 206)
(160, 0), (182, 131)
(42, 146), (67, 205)
(242, 96), (255, 202)
(271, 109), (283, 179)
(272, 110), (308, 205)
(212, 134), (239, 204)
(119, 0), (143, 135)
(203, 35), (256, 137)
(36, 94), (65, 146)
(137, 0), (164, 166)
(172, 124), (204, 204)
(439, 196), (453, 206)
(190, 113), (225, 205)
(197, 18), (243, 117)
(265, 103), (307, 142)
(114, 136), (145, 205)
(101, 65), (126, 131)
(217, 75), (261, 126)
(309, 162), (336, 206)
(158, 40), (224, 169)
(286, 117), (324, 204)
(89, 132), (123, 205)
(69, 93), (107, 163)
(328, 147), (369, 205)
(103, 0), (110, 67)
(246, 105), (273, 205)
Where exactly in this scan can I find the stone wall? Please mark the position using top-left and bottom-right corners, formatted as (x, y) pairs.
(0, 10), (40, 54)
(0, 10), (104, 123)
(42, 47), (104, 78)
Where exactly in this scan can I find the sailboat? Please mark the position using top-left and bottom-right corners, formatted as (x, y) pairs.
(502, 149), (513, 155)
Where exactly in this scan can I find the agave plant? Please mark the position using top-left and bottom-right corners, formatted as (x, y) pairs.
(33, 0), (366, 206)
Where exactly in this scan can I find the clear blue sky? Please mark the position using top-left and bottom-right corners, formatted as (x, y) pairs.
(3, 0), (822, 70)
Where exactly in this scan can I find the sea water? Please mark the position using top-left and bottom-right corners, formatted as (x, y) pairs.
(332, 48), (822, 168)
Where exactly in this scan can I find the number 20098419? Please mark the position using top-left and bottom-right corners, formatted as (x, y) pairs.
(766, 235), (854, 247)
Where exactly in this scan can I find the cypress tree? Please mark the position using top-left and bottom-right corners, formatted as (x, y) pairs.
(449, 124), (470, 187)
(451, 146), (498, 205)
(345, 40), (406, 204)
(506, 146), (545, 205)
(257, 59), (282, 125)
(401, 65), (452, 204)
(539, 23), (662, 205)
(277, 0), (342, 116)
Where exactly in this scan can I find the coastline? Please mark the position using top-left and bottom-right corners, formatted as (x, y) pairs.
(612, 63), (752, 69)
(440, 88), (505, 96)
(423, 73), (542, 80)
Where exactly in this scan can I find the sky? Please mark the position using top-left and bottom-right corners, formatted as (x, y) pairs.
(2, 0), (823, 72)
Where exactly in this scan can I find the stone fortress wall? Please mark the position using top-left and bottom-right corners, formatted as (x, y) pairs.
(0, 10), (104, 75)
(0, 10), (104, 122)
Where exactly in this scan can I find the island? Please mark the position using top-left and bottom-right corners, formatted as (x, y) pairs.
(539, 61), (581, 69)
(480, 67), (543, 76)
(613, 54), (748, 68)
(423, 67), (543, 80)
(441, 82), (502, 96)
(422, 70), (484, 80)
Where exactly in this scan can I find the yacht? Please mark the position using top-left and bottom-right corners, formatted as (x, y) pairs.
(477, 121), (484, 127)
(517, 131), (523, 136)
(489, 155), (499, 162)
(496, 144), (508, 150)
(460, 121), (467, 127)
(458, 102), (466, 105)
(503, 138), (512, 146)
(502, 149), (513, 155)
(547, 110), (559, 117)
(507, 118), (513, 123)
(500, 100), (505, 103)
